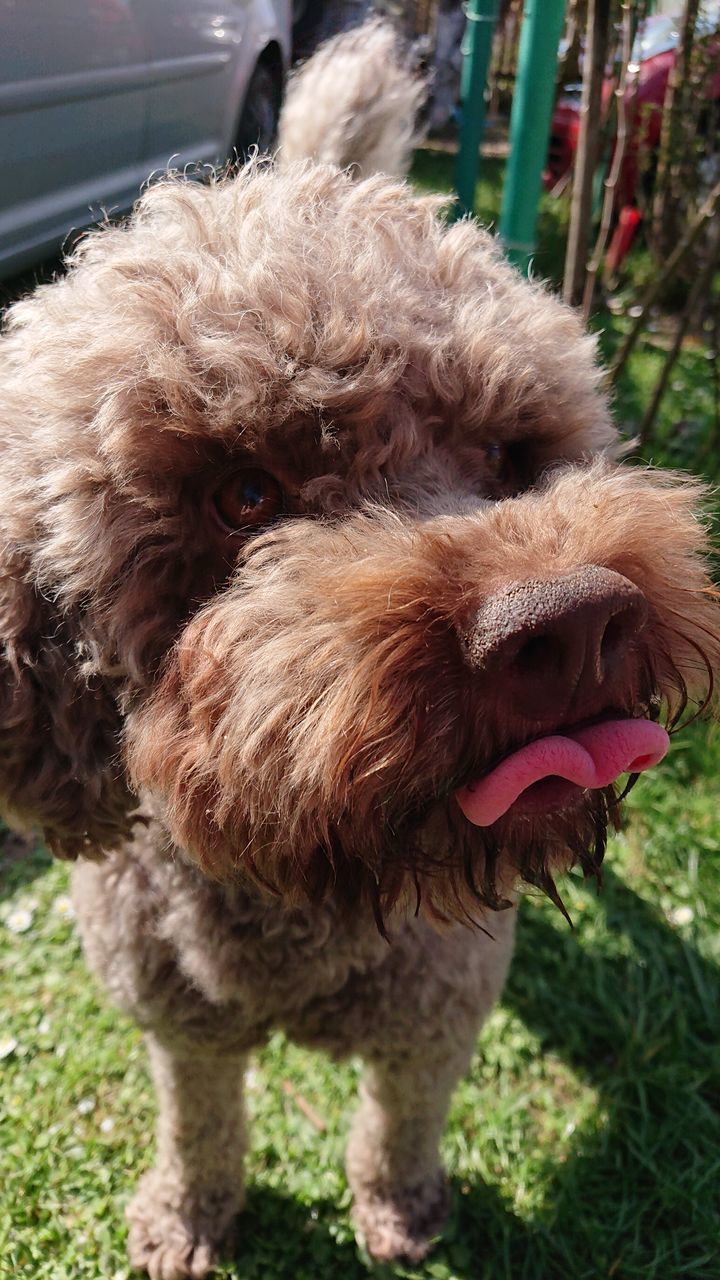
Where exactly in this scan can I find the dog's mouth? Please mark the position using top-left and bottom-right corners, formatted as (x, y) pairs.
(455, 714), (669, 827)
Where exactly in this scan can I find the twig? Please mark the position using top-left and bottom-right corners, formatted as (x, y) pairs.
(281, 1079), (327, 1132)
(650, 0), (701, 256)
(549, 169), (573, 201)
(582, 0), (633, 321)
(638, 219), (720, 445)
(704, 280), (720, 467)
(608, 177), (720, 386)
(563, 0), (613, 307)
(558, 0), (581, 90)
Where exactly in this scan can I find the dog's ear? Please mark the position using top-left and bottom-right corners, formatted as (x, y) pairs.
(0, 563), (136, 858)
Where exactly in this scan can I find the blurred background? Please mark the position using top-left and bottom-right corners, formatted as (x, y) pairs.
(0, 0), (717, 467)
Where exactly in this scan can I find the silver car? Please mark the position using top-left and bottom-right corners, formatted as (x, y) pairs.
(0, 0), (291, 276)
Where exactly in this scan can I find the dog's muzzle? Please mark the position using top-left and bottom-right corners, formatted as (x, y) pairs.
(455, 566), (668, 826)
(459, 565), (648, 718)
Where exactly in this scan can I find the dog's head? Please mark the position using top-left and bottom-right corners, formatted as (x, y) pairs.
(1, 163), (717, 924)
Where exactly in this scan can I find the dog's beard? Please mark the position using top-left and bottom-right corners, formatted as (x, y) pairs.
(272, 659), (681, 936)
(290, 777), (623, 939)
(128, 537), (718, 935)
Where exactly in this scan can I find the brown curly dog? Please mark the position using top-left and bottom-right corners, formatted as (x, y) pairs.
(0, 22), (718, 1280)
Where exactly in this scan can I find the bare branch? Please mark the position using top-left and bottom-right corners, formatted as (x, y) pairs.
(650, 0), (701, 257)
(639, 218), (720, 445)
(563, 0), (613, 307)
(608, 178), (720, 386)
(582, 0), (634, 321)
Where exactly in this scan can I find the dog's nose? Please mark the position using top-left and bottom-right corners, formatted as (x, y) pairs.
(461, 566), (648, 719)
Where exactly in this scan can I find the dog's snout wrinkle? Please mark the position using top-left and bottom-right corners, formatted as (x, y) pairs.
(460, 566), (648, 719)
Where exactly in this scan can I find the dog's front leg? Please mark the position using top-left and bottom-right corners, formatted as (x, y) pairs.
(126, 1035), (247, 1280)
(345, 1042), (474, 1263)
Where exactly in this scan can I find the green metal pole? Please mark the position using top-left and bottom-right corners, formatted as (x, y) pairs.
(454, 0), (499, 219)
(498, 0), (566, 273)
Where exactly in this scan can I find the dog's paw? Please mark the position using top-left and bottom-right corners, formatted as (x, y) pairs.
(127, 1224), (215, 1280)
(126, 1170), (240, 1280)
(352, 1173), (449, 1263)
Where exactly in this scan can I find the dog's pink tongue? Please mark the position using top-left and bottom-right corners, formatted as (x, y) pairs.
(456, 719), (669, 827)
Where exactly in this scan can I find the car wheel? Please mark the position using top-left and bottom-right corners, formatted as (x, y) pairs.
(235, 61), (282, 161)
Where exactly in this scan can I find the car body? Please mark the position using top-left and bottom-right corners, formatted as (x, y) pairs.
(546, 9), (720, 204)
(0, 0), (291, 276)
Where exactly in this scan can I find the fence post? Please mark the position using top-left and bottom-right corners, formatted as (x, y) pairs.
(454, 0), (500, 218)
(498, 0), (566, 273)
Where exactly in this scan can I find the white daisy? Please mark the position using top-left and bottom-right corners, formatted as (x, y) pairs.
(667, 904), (694, 928)
(5, 906), (34, 934)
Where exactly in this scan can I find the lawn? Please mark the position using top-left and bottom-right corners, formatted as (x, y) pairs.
(1, 154), (719, 1280)
(3, 730), (720, 1280)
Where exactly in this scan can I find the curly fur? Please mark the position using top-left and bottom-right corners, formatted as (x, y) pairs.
(278, 18), (427, 177)
(1, 37), (719, 1276)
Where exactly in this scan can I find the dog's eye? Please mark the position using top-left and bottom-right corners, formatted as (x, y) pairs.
(211, 468), (283, 534)
(484, 443), (507, 478)
(483, 441), (529, 495)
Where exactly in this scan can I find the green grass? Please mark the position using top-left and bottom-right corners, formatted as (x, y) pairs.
(2, 150), (719, 1280)
(3, 724), (720, 1279)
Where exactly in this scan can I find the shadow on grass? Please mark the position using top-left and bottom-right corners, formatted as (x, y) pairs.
(218, 867), (719, 1280)
(0, 829), (52, 904)
(224, 1181), (516, 1280)
(2, 793), (716, 1276)
(491, 867), (720, 1280)
(223, 1185), (363, 1279)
